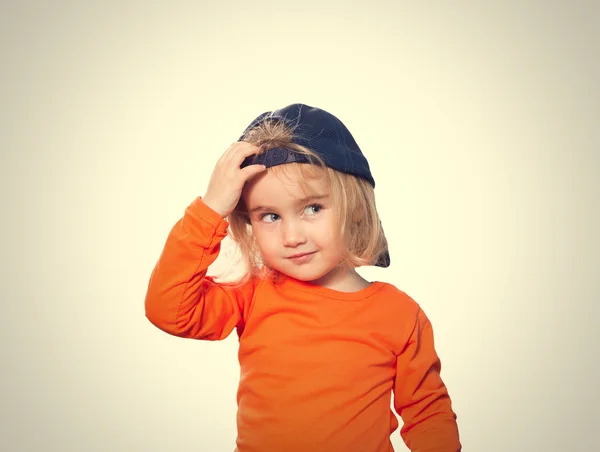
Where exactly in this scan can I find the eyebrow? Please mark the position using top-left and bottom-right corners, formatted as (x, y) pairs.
(248, 194), (329, 214)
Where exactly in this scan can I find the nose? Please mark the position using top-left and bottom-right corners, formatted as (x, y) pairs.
(281, 218), (307, 247)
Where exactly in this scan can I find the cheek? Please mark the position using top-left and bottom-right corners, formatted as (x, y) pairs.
(313, 216), (341, 243)
(251, 225), (279, 255)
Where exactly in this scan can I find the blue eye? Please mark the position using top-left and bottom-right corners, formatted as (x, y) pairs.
(304, 204), (323, 215)
(261, 213), (280, 223)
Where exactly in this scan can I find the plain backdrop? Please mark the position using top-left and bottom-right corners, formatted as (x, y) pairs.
(1, 1), (599, 451)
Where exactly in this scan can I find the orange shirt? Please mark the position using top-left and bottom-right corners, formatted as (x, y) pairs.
(145, 197), (461, 452)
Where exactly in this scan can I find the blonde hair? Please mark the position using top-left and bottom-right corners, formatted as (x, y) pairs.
(225, 118), (387, 284)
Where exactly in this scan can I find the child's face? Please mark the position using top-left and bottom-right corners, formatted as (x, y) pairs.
(242, 165), (346, 284)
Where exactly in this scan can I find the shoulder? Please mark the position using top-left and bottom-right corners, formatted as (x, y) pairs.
(368, 282), (430, 353)
(375, 282), (422, 314)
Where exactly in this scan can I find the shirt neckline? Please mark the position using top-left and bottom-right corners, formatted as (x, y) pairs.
(277, 275), (386, 301)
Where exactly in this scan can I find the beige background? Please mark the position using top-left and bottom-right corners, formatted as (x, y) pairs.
(2, 1), (598, 451)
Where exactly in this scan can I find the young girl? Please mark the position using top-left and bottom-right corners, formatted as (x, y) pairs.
(145, 104), (461, 451)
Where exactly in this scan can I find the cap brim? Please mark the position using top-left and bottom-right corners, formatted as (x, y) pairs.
(375, 248), (390, 268)
(374, 221), (390, 268)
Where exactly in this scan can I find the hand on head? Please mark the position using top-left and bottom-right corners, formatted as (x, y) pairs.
(202, 142), (266, 218)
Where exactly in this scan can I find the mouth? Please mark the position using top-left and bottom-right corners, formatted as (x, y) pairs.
(286, 251), (316, 261)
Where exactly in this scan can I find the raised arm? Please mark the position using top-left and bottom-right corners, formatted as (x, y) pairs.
(145, 141), (267, 341)
(145, 197), (255, 340)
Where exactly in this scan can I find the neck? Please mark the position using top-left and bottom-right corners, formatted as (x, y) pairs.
(310, 265), (370, 292)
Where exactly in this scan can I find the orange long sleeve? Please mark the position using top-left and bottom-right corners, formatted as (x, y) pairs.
(393, 309), (462, 451)
(145, 197), (256, 341)
(145, 197), (461, 451)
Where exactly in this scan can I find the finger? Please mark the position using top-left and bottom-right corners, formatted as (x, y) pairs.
(240, 164), (267, 181)
(213, 143), (237, 168)
(221, 142), (244, 162)
(220, 142), (262, 172)
(231, 142), (264, 166)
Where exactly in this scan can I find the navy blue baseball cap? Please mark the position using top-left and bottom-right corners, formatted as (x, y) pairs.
(239, 103), (390, 268)
(239, 103), (376, 187)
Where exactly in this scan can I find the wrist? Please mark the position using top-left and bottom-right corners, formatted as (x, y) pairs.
(201, 195), (228, 218)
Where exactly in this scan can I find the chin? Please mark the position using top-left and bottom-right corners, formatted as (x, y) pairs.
(275, 264), (332, 283)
